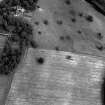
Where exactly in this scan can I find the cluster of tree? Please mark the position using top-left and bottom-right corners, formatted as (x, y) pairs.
(0, 0), (38, 11)
(0, 0), (38, 75)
